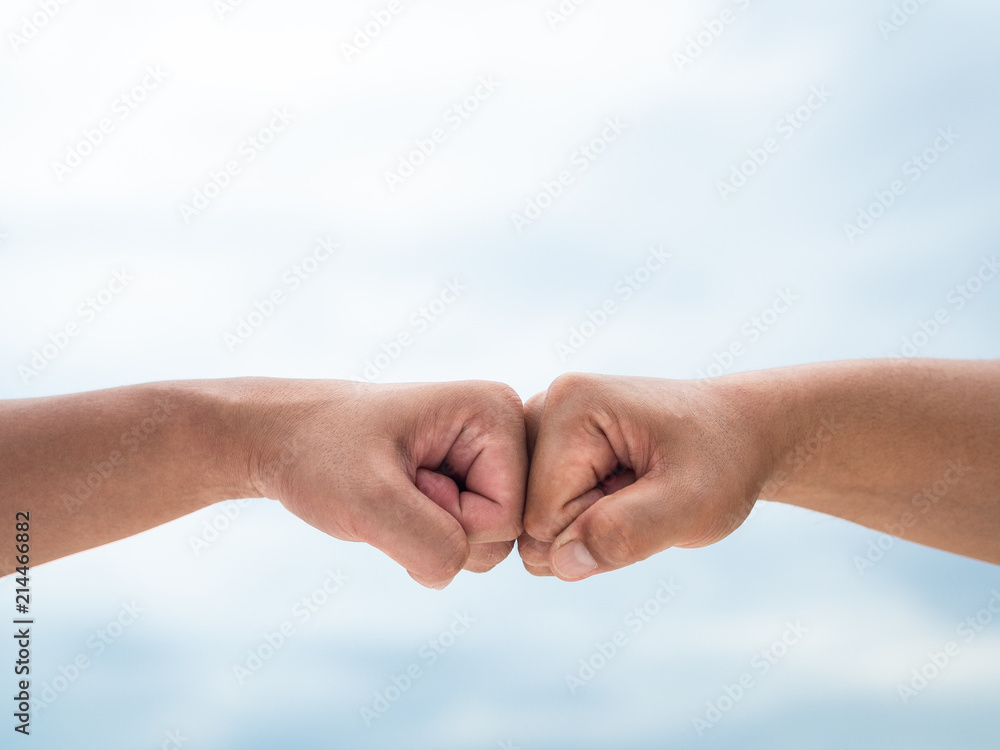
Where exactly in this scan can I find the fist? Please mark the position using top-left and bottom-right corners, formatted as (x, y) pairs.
(244, 379), (528, 589)
(518, 373), (777, 581)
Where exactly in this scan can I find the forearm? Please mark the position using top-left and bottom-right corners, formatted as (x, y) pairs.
(748, 359), (1000, 563)
(0, 380), (254, 574)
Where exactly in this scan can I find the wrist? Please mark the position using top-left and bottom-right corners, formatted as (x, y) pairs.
(711, 368), (806, 499)
(116, 379), (261, 511)
(172, 378), (275, 504)
(220, 377), (357, 502)
(747, 367), (824, 500)
(219, 377), (294, 501)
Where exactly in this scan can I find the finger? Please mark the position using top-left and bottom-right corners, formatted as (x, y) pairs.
(464, 540), (515, 573)
(416, 467), (461, 518)
(524, 561), (555, 577)
(358, 475), (471, 589)
(524, 402), (620, 543)
(413, 470), (516, 573)
(433, 462), (636, 548)
(523, 389), (548, 457)
(601, 467), (637, 495)
(519, 466), (638, 567)
(516, 532), (554, 575)
(458, 487), (523, 544)
(419, 461), (523, 545)
(439, 388), (528, 544)
(519, 539), (555, 577)
(548, 474), (684, 582)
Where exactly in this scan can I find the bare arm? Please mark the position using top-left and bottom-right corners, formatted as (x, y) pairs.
(760, 358), (1000, 564)
(0, 380), (248, 574)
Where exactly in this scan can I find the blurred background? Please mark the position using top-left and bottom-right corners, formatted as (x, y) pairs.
(1, 0), (998, 748)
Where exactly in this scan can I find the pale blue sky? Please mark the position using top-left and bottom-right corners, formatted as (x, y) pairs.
(1, 1), (998, 748)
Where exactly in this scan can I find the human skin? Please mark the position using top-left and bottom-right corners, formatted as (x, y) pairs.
(0, 379), (528, 588)
(518, 359), (1000, 580)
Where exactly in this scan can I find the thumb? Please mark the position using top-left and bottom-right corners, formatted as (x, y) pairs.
(547, 475), (687, 581)
(358, 475), (471, 589)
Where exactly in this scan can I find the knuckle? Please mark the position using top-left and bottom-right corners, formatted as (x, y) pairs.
(586, 511), (636, 568)
(523, 508), (558, 543)
(425, 526), (469, 581)
(466, 541), (514, 573)
(517, 538), (550, 568)
(548, 372), (597, 404)
(491, 540), (515, 563)
(468, 380), (523, 412)
(506, 512), (525, 540)
(489, 381), (524, 411)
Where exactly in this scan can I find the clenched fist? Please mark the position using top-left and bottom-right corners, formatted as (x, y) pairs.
(242, 379), (528, 589)
(518, 373), (779, 581)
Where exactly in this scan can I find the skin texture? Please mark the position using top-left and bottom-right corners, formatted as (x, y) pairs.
(519, 359), (1000, 580)
(0, 378), (528, 587)
(2, 359), (996, 586)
